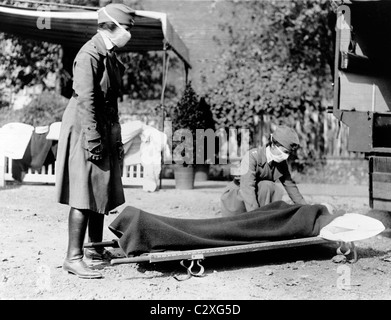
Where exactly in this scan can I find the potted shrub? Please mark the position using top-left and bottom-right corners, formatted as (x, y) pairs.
(194, 96), (216, 181)
(170, 82), (215, 189)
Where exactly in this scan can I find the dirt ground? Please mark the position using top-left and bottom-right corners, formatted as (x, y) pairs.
(1, 178), (391, 301)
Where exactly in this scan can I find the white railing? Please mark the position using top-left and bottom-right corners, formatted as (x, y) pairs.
(0, 155), (144, 187)
(121, 162), (144, 186)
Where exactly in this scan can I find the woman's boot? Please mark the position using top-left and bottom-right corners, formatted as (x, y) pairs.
(84, 212), (114, 262)
(63, 208), (102, 279)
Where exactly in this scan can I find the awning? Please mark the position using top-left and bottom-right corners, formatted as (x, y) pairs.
(0, 4), (191, 69)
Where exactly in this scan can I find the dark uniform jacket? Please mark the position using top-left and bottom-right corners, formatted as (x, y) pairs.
(239, 146), (306, 211)
(56, 33), (125, 213)
(221, 145), (306, 215)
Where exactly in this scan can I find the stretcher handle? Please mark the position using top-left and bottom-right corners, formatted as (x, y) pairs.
(84, 240), (119, 249)
(110, 256), (150, 265)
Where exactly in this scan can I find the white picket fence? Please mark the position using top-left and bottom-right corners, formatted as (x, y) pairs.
(0, 155), (144, 187)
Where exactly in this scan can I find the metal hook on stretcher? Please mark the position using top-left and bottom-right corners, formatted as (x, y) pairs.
(336, 241), (358, 263)
(174, 259), (206, 281)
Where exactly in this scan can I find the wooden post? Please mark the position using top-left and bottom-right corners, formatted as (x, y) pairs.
(0, 151), (5, 188)
(159, 42), (170, 189)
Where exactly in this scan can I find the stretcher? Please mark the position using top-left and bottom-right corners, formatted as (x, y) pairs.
(84, 237), (358, 280)
(83, 203), (386, 280)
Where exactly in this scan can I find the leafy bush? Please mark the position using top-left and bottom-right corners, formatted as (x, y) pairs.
(0, 32), (63, 106)
(119, 51), (181, 101)
(19, 91), (68, 127)
(170, 82), (216, 166)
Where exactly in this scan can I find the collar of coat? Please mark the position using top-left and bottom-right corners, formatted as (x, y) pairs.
(90, 33), (125, 72)
(256, 145), (287, 175)
(256, 145), (269, 167)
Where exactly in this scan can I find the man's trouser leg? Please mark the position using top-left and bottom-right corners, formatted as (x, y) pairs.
(220, 180), (247, 216)
(257, 180), (284, 207)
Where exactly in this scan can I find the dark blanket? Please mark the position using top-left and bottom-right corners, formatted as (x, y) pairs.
(109, 201), (341, 257)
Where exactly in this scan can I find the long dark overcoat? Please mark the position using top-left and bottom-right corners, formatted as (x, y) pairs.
(56, 33), (125, 214)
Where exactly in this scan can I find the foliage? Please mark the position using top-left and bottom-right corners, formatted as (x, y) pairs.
(171, 83), (215, 134)
(0, 106), (20, 128)
(170, 82), (216, 166)
(0, 90), (67, 127)
(205, 0), (336, 168)
(19, 90), (68, 126)
(119, 51), (181, 101)
(0, 32), (63, 107)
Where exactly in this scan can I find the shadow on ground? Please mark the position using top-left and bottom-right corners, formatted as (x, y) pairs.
(366, 210), (391, 229)
(106, 243), (389, 279)
(0, 183), (23, 191)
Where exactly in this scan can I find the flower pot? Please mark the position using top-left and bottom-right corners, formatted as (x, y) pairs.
(195, 164), (210, 181)
(174, 165), (195, 190)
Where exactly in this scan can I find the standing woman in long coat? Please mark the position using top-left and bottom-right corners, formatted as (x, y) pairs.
(56, 3), (135, 279)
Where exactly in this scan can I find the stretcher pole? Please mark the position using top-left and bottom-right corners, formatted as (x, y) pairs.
(110, 237), (331, 265)
(84, 240), (119, 249)
(159, 41), (170, 190)
(0, 151), (5, 187)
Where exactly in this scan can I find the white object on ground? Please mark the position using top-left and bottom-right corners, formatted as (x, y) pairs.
(319, 213), (385, 242)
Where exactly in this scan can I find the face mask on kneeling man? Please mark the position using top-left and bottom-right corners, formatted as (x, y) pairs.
(266, 145), (289, 163)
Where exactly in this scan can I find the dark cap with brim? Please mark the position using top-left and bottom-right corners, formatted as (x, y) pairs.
(98, 3), (135, 26)
(272, 125), (300, 152)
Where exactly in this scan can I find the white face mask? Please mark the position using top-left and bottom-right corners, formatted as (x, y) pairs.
(100, 8), (131, 48)
(110, 26), (131, 48)
(267, 145), (289, 163)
